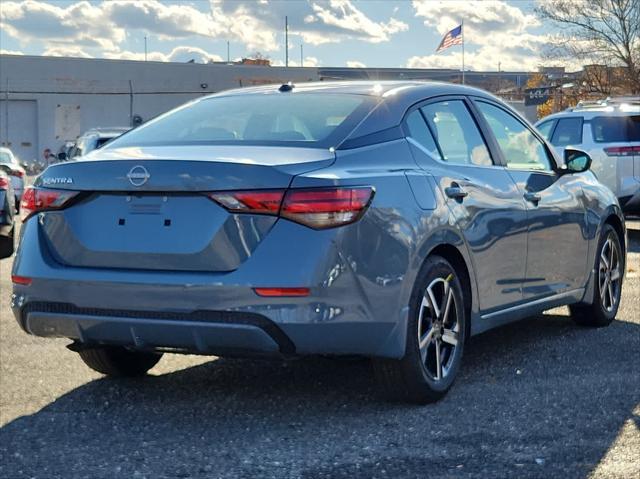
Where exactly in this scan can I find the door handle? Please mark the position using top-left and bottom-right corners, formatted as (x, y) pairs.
(524, 191), (541, 204)
(445, 184), (468, 200)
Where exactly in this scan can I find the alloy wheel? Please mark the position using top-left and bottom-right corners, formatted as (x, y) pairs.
(417, 274), (460, 381)
(598, 234), (622, 313)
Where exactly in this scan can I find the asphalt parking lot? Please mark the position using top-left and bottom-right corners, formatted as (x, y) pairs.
(0, 222), (638, 479)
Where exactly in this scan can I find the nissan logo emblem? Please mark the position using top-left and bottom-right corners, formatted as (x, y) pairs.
(126, 165), (150, 187)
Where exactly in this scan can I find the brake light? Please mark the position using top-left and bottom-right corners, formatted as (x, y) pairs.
(0, 176), (8, 188)
(11, 275), (32, 286)
(21, 187), (79, 221)
(604, 146), (640, 156)
(208, 187), (374, 229)
(208, 190), (285, 214)
(254, 287), (310, 297)
(282, 187), (374, 229)
(10, 169), (24, 178)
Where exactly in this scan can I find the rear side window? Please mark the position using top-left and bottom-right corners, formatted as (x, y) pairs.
(107, 93), (375, 149)
(404, 110), (441, 159)
(420, 100), (493, 166)
(551, 118), (583, 146)
(591, 116), (640, 142)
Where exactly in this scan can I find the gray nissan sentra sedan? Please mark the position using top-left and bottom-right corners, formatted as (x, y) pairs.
(11, 81), (626, 403)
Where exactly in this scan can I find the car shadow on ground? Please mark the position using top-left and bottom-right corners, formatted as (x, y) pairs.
(1, 313), (638, 479)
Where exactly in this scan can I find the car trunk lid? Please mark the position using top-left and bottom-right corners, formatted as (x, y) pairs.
(37, 145), (334, 272)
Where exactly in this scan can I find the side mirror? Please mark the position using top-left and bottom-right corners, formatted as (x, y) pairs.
(57, 152), (67, 161)
(562, 148), (592, 174)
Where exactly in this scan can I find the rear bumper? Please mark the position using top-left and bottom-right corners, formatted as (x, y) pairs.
(12, 296), (402, 358)
(17, 302), (292, 357)
(620, 190), (640, 214)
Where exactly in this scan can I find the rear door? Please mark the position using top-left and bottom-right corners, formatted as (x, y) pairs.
(405, 97), (529, 312)
(472, 99), (589, 299)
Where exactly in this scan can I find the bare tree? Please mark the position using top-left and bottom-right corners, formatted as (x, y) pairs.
(536, 0), (640, 94)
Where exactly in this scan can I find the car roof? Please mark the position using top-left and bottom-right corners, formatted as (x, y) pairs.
(537, 106), (640, 123)
(208, 80), (495, 100)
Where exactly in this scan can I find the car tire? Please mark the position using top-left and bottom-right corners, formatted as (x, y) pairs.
(0, 226), (15, 259)
(569, 224), (624, 327)
(78, 346), (163, 377)
(372, 255), (467, 404)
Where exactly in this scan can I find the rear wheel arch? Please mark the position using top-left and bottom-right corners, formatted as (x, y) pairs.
(423, 244), (473, 340)
(604, 213), (625, 256)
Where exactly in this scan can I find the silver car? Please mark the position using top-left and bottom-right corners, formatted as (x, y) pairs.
(535, 98), (640, 214)
(68, 127), (131, 159)
(0, 147), (25, 207)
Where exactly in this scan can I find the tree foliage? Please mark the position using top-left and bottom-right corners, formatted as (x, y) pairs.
(536, 0), (640, 94)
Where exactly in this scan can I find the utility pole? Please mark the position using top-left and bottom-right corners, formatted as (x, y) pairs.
(227, 41), (230, 63)
(285, 16), (289, 67)
(144, 36), (147, 61)
(498, 61), (501, 93)
(300, 44), (303, 67)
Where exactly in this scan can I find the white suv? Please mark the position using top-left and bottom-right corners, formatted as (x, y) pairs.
(535, 98), (640, 214)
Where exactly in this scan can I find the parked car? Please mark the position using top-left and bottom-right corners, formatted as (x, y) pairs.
(57, 141), (76, 162)
(12, 82), (627, 403)
(0, 147), (26, 208)
(535, 97), (640, 214)
(0, 170), (16, 258)
(68, 127), (131, 159)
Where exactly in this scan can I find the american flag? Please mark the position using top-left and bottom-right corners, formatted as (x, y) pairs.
(436, 24), (463, 53)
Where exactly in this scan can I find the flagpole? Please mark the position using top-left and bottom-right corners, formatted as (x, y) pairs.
(461, 20), (465, 85)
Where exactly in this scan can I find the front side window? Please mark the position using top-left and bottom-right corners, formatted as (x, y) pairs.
(420, 100), (493, 166)
(476, 101), (553, 171)
(551, 117), (583, 146)
(106, 93), (375, 149)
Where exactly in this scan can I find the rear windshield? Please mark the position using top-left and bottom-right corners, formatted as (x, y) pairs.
(591, 115), (640, 142)
(107, 93), (376, 149)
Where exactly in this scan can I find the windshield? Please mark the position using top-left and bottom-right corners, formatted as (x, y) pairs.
(591, 115), (640, 142)
(107, 93), (376, 149)
(0, 151), (14, 164)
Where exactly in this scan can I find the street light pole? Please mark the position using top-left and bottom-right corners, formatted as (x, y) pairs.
(285, 16), (289, 67)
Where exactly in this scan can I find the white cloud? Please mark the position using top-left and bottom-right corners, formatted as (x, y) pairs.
(213, 0), (408, 47)
(104, 46), (223, 63)
(346, 60), (366, 68)
(42, 45), (92, 58)
(0, 49), (24, 55)
(410, 0), (547, 71)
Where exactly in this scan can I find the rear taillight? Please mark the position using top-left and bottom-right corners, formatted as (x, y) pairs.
(208, 190), (285, 214)
(604, 146), (640, 156)
(209, 186), (374, 229)
(10, 169), (24, 178)
(281, 187), (374, 229)
(0, 176), (8, 188)
(21, 187), (79, 221)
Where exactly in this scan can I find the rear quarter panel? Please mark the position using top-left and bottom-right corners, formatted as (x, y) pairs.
(292, 139), (478, 356)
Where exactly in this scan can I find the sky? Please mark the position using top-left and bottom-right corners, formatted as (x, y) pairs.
(0, 0), (554, 71)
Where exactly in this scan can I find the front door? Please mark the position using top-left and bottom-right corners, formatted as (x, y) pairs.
(473, 100), (589, 299)
(405, 99), (529, 312)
